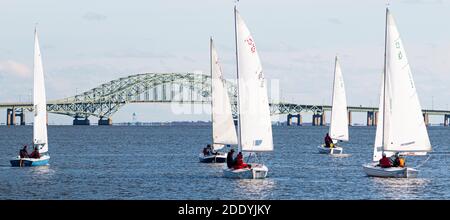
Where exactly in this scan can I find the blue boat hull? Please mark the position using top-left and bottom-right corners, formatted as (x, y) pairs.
(10, 158), (49, 167)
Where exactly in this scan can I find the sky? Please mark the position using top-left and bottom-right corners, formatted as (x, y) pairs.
(0, 0), (449, 124)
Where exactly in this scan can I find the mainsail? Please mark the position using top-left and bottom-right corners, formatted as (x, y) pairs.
(235, 8), (273, 152)
(210, 37), (238, 150)
(382, 8), (431, 153)
(373, 73), (394, 161)
(329, 56), (349, 142)
(33, 29), (48, 154)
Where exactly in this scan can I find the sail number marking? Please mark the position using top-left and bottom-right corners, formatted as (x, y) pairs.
(245, 36), (256, 53)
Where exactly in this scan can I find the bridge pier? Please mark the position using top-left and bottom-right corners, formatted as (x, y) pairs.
(6, 108), (13, 126)
(6, 108), (26, 126)
(18, 109), (25, 125)
(98, 117), (112, 126)
(73, 117), (90, 125)
(312, 113), (325, 126)
(367, 111), (376, 126)
(423, 113), (429, 126)
(287, 114), (302, 126)
(444, 114), (450, 126)
(348, 111), (352, 126)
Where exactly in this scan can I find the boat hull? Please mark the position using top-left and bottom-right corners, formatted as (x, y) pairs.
(10, 155), (50, 167)
(223, 163), (268, 179)
(198, 153), (227, 163)
(317, 145), (343, 154)
(362, 162), (418, 178)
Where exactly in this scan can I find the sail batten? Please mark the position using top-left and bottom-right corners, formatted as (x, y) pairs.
(210, 38), (238, 150)
(329, 56), (349, 142)
(33, 29), (48, 154)
(235, 9), (273, 152)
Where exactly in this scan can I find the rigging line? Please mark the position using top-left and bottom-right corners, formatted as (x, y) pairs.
(413, 155), (432, 169)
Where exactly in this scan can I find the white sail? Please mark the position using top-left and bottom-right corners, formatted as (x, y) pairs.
(329, 56), (349, 142)
(382, 9), (431, 153)
(373, 73), (394, 161)
(210, 37), (238, 150)
(33, 29), (48, 154)
(235, 8), (273, 152)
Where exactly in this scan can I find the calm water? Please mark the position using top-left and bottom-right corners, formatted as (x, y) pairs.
(0, 125), (449, 200)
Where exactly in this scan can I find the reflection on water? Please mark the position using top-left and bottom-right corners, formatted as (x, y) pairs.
(234, 179), (276, 200)
(29, 165), (55, 176)
(370, 177), (431, 199)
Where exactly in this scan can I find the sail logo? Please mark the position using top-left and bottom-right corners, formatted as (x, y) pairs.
(254, 139), (263, 146)
(257, 70), (265, 87)
(400, 141), (415, 146)
(245, 36), (256, 53)
(394, 40), (403, 60)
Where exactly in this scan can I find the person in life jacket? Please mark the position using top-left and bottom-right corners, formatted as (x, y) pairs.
(226, 149), (235, 168)
(324, 133), (333, 148)
(398, 155), (406, 168)
(379, 152), (392, 168)
(29, 146), (41, 159)
(233, 152), (251, 170)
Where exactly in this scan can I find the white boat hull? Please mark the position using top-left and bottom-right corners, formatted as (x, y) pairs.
(362, 162), (418, 178)
(223, 163), (268, 179)
(198, 152), (227, 163)
(317, 145), (343, 154)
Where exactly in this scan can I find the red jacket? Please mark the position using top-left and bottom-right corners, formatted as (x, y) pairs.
(379, 156), (392, 168)
(233, 154), (249, 170)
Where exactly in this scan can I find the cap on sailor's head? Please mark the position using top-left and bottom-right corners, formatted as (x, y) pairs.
(382, 152), (386, 157)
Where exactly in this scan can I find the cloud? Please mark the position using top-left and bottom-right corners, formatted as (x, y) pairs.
(327, 18), (342, 25)
(0, 60), (31, 78)
(82, 12), (107, 21)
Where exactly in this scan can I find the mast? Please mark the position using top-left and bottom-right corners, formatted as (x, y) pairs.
(381, 7), (388, 154)
(210, 37), (214, 146)
(234, 5), (242, 153)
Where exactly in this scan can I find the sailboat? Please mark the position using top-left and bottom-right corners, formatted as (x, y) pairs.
(223, 7), (273, 179)
(317, 56), (349, 155)
(362, 7), (431, 178)
(199, 37), (238, 163)
(10, 28), (50, 167)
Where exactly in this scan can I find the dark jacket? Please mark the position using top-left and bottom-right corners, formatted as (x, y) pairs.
(19, 149), (29, 158)
(324, 135), (333, 147)
(226, 152), (234, 168)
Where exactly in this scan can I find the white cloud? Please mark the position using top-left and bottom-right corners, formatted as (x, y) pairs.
(0, 60), (31, 78)
(82, 12), (107, 21)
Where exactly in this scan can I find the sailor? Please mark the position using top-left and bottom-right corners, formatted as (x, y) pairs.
(399, 155), (406, 168)
(206, 144), (216, 155)
(29, 146), (40, 159)
(226, 149), (235, 168)
(324, 133), (333, 148)
(233, 152), (251, 170)
(379, 152), (392, 168)
(390, 152), (401, 167)
(19, 145), (29, 158)
(202, 146), (208, 156)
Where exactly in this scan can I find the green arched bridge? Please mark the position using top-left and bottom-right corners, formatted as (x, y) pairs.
(1, 72), (449, 126)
